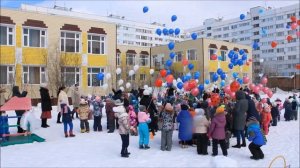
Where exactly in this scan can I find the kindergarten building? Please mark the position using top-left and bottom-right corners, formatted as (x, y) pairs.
(150, 38), (252, 85)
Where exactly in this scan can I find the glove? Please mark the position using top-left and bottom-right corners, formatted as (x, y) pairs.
(146, 118), (152, 123)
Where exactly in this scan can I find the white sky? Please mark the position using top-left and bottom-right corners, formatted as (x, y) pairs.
(30, 1), (300, 29)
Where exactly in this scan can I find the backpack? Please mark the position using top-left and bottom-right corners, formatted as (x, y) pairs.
(291, 101), (297, 110)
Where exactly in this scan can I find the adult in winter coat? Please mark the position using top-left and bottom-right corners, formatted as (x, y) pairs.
(92, 96), (104, 131)
(232, 90), (248, 148)
(176, 104), (193, 148)
(138, 105), (151, 149)
(57, 86), (69, 123)
(245, 94), (260, 122)
(113, 103), (131, 158)
(71, 84), (81, 119)
(208, 106), (228, 156)
(193, 108), (209, 155)
(39, 84), (52, 128)
(284, 98), (293, 121)
(78, 99), (90, 133)
(160, 103), (174, 151)
(271, 103), (279, 126)
(139, 89), (158, 135)
(12, 85), (28, 133)
(291, 97), (299, 120)
(246, 117), (266, 160)
(261, 103), (272, 135)
(106, 98), (116, 133)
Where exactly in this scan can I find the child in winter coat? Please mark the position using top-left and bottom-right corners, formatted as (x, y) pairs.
(78, 99), (90, 133)
(128, 105), (138, 136)
(61, 102), (75, 138)
(271, 102), (279, 126)
(193, 108), (209, 155)
(261, 103), (272, 135)
(92, 96), (104, 132)
(247, 116), (266, 160)
(160, 103), (174, 151)
(208, 105), (227, 156)
(138, 105), (151, 149)
(177, 104), (193, 148)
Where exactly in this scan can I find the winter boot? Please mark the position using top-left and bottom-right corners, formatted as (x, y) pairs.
(139, 145), (144, 149)
(241, 140), (246, 147)
(125, 148), (131, 155)
(65, 132), (68, 138)
(69, 130), (75, 137)
(45, 119), (50, 127)
(144, 145), (150, 149)
(41, 119), (47, 128)
(57, 113), (62, 123)
(232, 144), (241, 148)
(81, 129), (86, 133)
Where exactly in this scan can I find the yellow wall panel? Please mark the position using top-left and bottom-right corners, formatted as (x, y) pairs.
(60, 53), (82, 66)
(88, 55), (108, 66)
(15, 63), (22, 86)
(23, 48), (48, 65)
(0, 46), (15, 64)
(81, 66), (87, 90)
(16, 26), (22, 48)
(208, 61), (218, 72)
(82, 32), (87, 54)
(220, 62), (229, 72)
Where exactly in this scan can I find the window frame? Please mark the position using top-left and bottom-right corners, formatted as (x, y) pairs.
(60, 31), (81, 53)
(220, 50), (227, 61)
(187, 49), (197, 61)
(0, 65), (14, 84)
(139, 54), (149, 66)
(126, 53), (136, 66)
(87, 67), (105, 87)
(0, 24), (15, 46)
(116, 53), (121, 66)
(175, 51), (183, 62)
(23, 66), (47, 85)
(23, 26), (47, 48)
(61, 67), (81, 87)
(140, 74), (146, 81)
(208, 48), (217, 60)
(87, 33), (106, 55)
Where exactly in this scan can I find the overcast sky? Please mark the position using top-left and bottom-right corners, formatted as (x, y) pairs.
(1, 0), (299, 29)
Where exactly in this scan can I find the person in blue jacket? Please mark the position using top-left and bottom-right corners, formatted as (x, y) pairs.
(177, 103), (193, 148)
(247, 116), (266, 160)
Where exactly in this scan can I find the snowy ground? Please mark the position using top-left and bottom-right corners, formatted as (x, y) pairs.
(1, 92), (299, 168)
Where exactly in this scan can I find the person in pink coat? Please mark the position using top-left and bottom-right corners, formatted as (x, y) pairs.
(128, 105), (138, 136)
(138, 105), (151, 149)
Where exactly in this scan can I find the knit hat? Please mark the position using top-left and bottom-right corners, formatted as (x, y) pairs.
(139, 105), (146, 112)
(40, 83), (47, 88)
(180, 104), (189, 111)
(95, 96), (101, 101)
(114, 99), (123, 106)
(113, 106), (126, 113)
(195, 108), (204, 116)
(165, 103), (173, 111)
(80, 99), (87, 105)
(216, 105), (225, 114)
(143, 89), (150, 96)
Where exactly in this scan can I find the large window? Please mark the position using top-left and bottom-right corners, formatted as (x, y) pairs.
(175, 51), (183, 62)
(0, 25), (14, 45)
(208, 49), (217, 60)
(116, 53), (121, 66)
(88, 34), (105, 54)
(0, 65), (14, 84)
(60, 31), (81, 52)
(220, 50), (227, 61)
(127, 74), (135, 81)
(61, 67), (80, 86)
(139, 55), (149, 66)
(126, 54), (135, 65)
(23, 66), (46, 84)
(88, 67), (104, 86)
(187, 49), (197, 60)
(140, 74), (146, 81)
(23, 28), (46, 47)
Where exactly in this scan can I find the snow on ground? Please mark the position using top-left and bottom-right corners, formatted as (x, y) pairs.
(1, 92), (299, 168)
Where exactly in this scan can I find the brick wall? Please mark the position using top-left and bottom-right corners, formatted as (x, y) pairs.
(267, 75), (300, 91)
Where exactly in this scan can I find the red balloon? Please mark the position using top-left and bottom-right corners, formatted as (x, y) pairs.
(253, 86), (260, 94)
(224, 86), (231, 94)
(286, 35), (293, 42)
(291, 23), (297, 30)
(160, 69), (167, 77)
(267, 90), (273, 98)
(297, 20), (300, 26)
(182, 58), (189, 66)
(191, 88), (199, 97)
(262, 87), (269, 94)
(246, 62), (250, 66)
(243, 76), (250, 84)
(155, 78), (163, 87)
(290, 16), (297, 22)
(188, 79), (197, 89)
(229, 92), (236, 99)
(261, 98), (267, 104)
(296, 64), (300, 70)
(271, 41), (277, 48)
(249, 83), (255, 90)
(297, 31), (300, 38)
(261, 77), (268, 85)
(211, 93), (220, 106)
(183, 82), (190, 91)
(166, 75), (174, 84)
(210, 54), (217, 60)
(257, 84), (263, 90)
(230, 81), (240, 92)
(248, 58), (252, 62)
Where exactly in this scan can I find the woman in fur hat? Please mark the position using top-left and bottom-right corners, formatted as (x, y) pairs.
(160, 103), (174, 151)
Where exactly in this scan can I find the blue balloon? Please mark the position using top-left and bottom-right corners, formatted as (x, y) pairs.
(286, 24), (291, 29)
(237, 78), (243, 85)
(181, 76), (188, 83)
(205, 79), (210, 85)
(163, 28), (169, 35)
(228, 52), (234, 59)
(168, 42), (175, 50)
(143, 6), (149, 13)
(217, 68), (223, 75)
(186, 73), (192, 80)
(233, 53), (238, 60)
(171, 15), (177, 22)
(240, 14), (245, 20)
(232, 72), (238, 78)
(239, 49), (245, 55)
(218, 56), (223, 61)
(229, 50), (234, 55)
(166, 69), (172, 75)
(188, 63), (194, 70)
(220, 73), (226, 80)
(260, 28), (267, 35)
(174, 28), (180, 35)
(258, 9), (264, 14)
(165, 59), (173, 67)
(177, 82), (183, 89)
(194, 71), (200, 79)
(156, 28), (162, 36)
(220, 80), (225, 87)
(97, 73), (104, 80)
(191, 33), (197, 40)
(252, 42), (259, 49)
(169, 52), (175, 59)
(198, 84), (204, 91)
(242, 54), (247, 61)
(212, 73), (219, 82)
(169, 28), (174, 34)
(228, 63), (234, 69)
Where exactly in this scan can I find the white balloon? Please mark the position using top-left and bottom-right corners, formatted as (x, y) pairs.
(118, 79), (124, 86)
(172, 79), (177, 86)
(126, 82), (131, 89)
(162, 82), (167, 87)
(120, 86), (124, 92)
(148, 87), (153, 93)
(144, 85), (149, 90)
(177, 78), (182, 83)
(102, 83), (108, 89)
(105, 73), (111, 79)
(149, 69), (154, 75)
(116, 68), (122, 75)
(129, 70), (135, 76)
(133, 65), (139, 72)
(195, 79), (199, 83)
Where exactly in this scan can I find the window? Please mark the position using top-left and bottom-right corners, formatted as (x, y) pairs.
(276, 15), (284, 20)
(87, 67), (104, 86)
(207, 27), (211, 30)
(268, 49), (274, 53)
(140, 55), (149, 66)
(127, 74), (135, 81)
(23, 66), (46, 84)
(276, 24), (284, 28)
(276, 32), (284, 37)
(287, 13), (296, 18)
(116, 53), (121, 66)
(126, 53), (135, 65)
(288, 55), (297, 60)
(0, 25), (14, 45)
(0, 65), (14, 84)
(223, 27), (229, 31)
(220, 50), (227, 61)
(23, 28), (46, 47)
(254, 31), (259, 35)
(277, 48), (284, 53)
(208, 49), (217, 60)
(209, 72), (215, 82)
(288, 30), (296, 35)
(223, 33), (229, 38)
(187, 49), (197, 60)
(61, 67), (80, 86)
(60, 31), (81, 52)
(88, 34), (105, 54)
(253, 16), (259, 20)
(288, 47), (297, 52)
(253, 24), (259, 28)
(174, 51), (183, 62)
(231, 25), (237, 29)
(254, 39), (260, 43)
(140, 74), (146, 81)
(207, 33), (211, 37)
(288, 38), (297, 43)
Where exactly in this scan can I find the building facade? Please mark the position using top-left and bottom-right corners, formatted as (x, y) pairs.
(151, 38), (252, 85)
(0, 8), (116, 98)
(186, 4), (300, 82)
